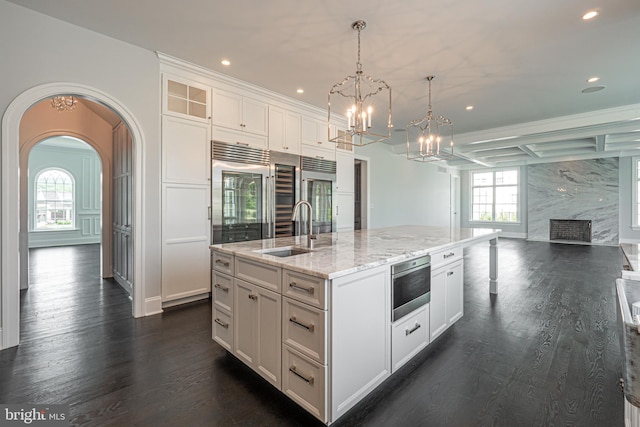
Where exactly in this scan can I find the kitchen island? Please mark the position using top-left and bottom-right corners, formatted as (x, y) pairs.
(210, 226), (500, 424)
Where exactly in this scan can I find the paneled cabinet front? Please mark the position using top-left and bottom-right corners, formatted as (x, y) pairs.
(212, 88), (269, 136)
(430, 259), (463, 341)
(269, 106), (301, 154)
(234, 278), (282, 389)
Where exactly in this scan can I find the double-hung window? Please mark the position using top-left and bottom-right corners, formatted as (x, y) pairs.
(471, 169), (519, 223)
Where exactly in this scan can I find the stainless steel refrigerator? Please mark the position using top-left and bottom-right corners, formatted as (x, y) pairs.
(211, 141), (301, 244)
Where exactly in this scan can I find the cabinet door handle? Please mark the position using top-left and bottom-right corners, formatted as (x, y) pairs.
(289, 282), (315, 295)
(406, 323), (421, 336)
(289, 316), (315, 332)
(444, 252), (455, 259)
(215, 259), (230, 267)
(214, 318), (229, 328)
(447, 271), (454, 276)
(289, 365), (314, 385)
(315, 155), (325, 159)
(248, 294), (258, 300)
(214, 283), (229, 292)
(235, 141), (249, 146)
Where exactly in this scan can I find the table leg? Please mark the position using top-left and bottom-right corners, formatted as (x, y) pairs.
(490, 237), (498, 294)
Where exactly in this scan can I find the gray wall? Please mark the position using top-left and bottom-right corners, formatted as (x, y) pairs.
(28, 139), (101, 248)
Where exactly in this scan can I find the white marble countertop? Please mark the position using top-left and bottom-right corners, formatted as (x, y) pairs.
(210, 225), (500, 279)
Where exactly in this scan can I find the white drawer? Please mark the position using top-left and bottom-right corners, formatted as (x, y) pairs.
(235, 256), (281, 292)
(430, 244), (462, 269)
(212, 306), (233, 352)
(283, 269), (327, 309)
(212, 250), (233, 275)
(283, 297), (327, 364)
(212, 271), (233, 312)
(391, 304), (429, 373)
(282, 345), (327, 423)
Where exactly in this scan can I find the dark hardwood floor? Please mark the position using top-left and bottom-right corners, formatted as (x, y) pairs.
(0, 240), (625, 426)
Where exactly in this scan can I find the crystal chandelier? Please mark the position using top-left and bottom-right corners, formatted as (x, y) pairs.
(50, 96), (78, 112)
(406, 76), (454, 162)
(328, 20), (392, 147)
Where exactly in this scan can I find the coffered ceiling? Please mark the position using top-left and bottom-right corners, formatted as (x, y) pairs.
(8, 0), (640, 168)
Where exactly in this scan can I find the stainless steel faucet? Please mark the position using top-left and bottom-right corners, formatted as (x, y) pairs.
(291, 200), (316, 249)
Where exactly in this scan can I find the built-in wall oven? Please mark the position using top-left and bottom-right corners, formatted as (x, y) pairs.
(300, 156), (336, 235)
(391, 255), (431, 322)
(211, 141), (301, 244)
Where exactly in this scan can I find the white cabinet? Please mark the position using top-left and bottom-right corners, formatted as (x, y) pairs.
(301, 115), (331, 150)
(162, 116), (211, 184)
(162, 75), (210, 122)
(212, 88), (268, 136)
(161, 184), (211, 303)
(161, 114), (211, 305)
(269, 106), (301, 154)
(391, 304), (429, 372)
(335, 193), (355, 232)
(430, 258), (463, 341)
(336, 151), (354, 193)
(330, 265), (390, 422)
(234, 278), (282, 388)
(282, 344), (327, 421)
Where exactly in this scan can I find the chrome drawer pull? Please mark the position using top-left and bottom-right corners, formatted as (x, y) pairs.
(447, 271), (454, 276)
(289, 316), (315, 332)
(289, 282), (315, 295)
(214, 318), (229, 328)
(214, 283), (229, 292)
(443, 252), (455, 259)
(406, 323), (421, 336)
(215, 259), (230, 267)
(289, 365), (314, 385)
(248, 294), (258, 300)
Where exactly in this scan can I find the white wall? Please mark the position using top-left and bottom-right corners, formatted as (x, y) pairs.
(619, 157), (640, 242)
(355, 143), (453, 228)
(0, 0), (161, 326)
(28, 140), (101, 248)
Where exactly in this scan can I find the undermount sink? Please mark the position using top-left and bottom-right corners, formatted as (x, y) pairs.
(257, 247), (313, 258)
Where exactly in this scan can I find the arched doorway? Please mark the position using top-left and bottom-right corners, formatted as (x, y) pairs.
(1, 83), (147, 349)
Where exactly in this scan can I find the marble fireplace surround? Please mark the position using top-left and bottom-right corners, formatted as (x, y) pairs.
(528, 158), (619, 245)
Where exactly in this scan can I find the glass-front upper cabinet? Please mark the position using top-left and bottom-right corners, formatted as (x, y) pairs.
(162, 74), (211, 122)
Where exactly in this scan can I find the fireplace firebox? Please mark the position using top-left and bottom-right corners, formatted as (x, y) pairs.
(549, 219), (592, 243)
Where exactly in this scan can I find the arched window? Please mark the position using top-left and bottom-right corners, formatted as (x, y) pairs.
(35, 168), (75, 230)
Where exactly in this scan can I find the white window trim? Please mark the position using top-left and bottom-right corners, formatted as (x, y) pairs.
(33, 167), (76, 231)
(632, 157), (640, 230)
(469, 167), (521, 225)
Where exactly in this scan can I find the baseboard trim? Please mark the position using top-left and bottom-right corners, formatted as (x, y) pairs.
(620, 238), (640, 244)
(162, 293), (210, 309)
(145, 296), (163, 316)
(527, 237), (618, 247)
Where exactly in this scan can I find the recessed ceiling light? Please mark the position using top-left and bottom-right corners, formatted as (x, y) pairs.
(296, 88), (304, 94)
(587, 76), (600, 83)
(582, 10), (598, 20)
(581, 85), (606, 94)
(466, 105), (474, 111)
(221, 59), (231, 66)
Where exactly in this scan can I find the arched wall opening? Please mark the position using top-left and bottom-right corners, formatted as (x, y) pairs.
(2, 83), (147, 350)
